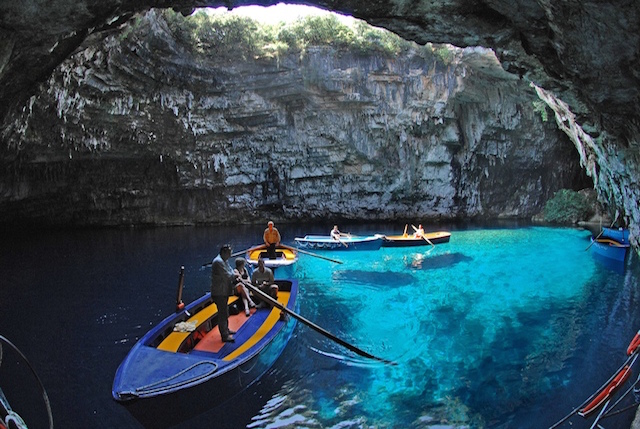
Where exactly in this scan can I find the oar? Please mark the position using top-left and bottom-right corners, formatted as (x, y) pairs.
(589, 399), (610, 429)
(233, 244), (266, 258)
(585, 216), (617, 251)
(245, 282), (395, 365)
(403, 224), (408, 236)
(281, 244), (343, 264)
(412, 224), (435, 247)
(175, 266), (186, 312)
(585, 229), (604, 251)
(201, 245), (264, 268)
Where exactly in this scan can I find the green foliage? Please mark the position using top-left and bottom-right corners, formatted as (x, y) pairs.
(532, 100), (549, 122)
(163, 10), (262, 59)
(161, 9), (414, 60)
(434, 45), (455, 65)
(543, 189), (592, 223)
(118, 16), (143, 41)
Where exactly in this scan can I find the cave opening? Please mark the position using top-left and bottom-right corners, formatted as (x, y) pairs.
(0, 2), (595, 228)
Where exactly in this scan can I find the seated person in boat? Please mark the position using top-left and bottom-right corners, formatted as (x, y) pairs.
(233, 258), (257, 317)
(414, 224), (425, 238)
(251, 258), (278, 307)
(263, 220), (281, 259)
(330, 225), (344, 240)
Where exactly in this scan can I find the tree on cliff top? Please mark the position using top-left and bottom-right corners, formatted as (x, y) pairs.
(161, 9), (428, 60)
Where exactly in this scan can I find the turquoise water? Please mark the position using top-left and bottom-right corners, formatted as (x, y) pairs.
(1, 224), (639, 428)
(247, 226), (640, 428)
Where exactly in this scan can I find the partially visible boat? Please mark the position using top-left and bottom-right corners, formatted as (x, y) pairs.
(112, 268), (298, 426)
(294, 234), (384, 251)
(589, 236), (630, 262)
(601, 227), (630, 243)
(578, 365), (632, 418)
(245, 245), (299, 272)
(381, 231), (451, 247)
(0, 335), (53, 429)
(548, 328), (640, 429)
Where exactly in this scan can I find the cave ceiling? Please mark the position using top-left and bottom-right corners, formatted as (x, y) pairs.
(1, 0), (639, 234)
(1, 0), (637, 139)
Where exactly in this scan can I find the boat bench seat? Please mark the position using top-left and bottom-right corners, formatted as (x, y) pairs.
(157, 296), (239, 353)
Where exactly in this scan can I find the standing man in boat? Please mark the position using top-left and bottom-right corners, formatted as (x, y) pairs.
(211, 244), (239, 343)
(263, 220), (281, 259)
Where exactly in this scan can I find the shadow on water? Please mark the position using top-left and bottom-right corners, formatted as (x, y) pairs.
(332, 270), (416, 286)
(405, 252), (473, 270)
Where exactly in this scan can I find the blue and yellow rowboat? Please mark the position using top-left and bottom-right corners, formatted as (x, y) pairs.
(245, 245), (299, 272)
(589, 236), (630, 262)
(112, 270), (298, 426)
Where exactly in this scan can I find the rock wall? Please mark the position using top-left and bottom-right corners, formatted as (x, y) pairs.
(0, 10), (587, 226)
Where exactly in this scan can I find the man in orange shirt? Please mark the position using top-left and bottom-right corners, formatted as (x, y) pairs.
(263, 220), (281, 259)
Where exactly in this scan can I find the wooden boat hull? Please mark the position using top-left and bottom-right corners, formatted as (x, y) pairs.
(381, 231), (451, 247)
(590, 236), (629, 262)
(112, 279), (298, 426)
(294, 235), (383, 251)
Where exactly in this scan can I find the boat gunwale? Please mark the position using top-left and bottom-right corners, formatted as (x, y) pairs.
(294, 234), (383, 243)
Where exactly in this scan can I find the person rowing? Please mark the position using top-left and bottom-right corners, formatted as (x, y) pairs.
(330, 225), (348, 247)
(263, 220), (281, 259)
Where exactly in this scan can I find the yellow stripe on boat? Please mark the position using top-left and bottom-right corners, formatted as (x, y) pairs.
(223, 291), (291, 361)
(157, 296), (238, 352)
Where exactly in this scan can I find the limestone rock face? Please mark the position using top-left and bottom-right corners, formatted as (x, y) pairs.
(0, 0), (633, 234)
(0, 11), (585, 226)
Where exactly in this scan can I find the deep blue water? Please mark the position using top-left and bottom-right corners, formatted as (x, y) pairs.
(1, 222), (639, 428)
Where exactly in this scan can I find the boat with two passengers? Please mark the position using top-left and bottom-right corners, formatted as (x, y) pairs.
(294, 234), (384, 251)
(112, 267), (298, 426)
(381, 230), (451, 247)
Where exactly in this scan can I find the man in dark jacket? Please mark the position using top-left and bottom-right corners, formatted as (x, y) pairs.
(211, 244), (238, 342)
